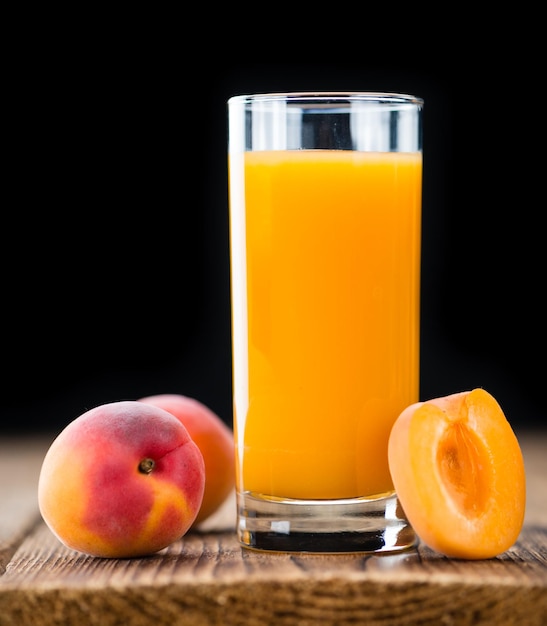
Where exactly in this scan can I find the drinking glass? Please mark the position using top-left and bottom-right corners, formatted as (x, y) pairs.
(228, 92), (423, 553)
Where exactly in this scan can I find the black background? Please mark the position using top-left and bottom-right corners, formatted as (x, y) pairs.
(2, 24), (544, 436)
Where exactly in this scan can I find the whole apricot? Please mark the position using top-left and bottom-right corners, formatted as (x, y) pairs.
(388, 388), (526, 560)
(138, 394), (235, 526)
(38, 401), (205, 558)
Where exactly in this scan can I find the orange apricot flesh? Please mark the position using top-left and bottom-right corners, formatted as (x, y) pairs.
(388, 388), (526, 560)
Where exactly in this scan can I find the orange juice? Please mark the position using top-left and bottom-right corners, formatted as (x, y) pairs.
(231, 149), (422, 500)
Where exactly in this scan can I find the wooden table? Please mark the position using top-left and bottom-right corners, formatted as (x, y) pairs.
(1, 431), (545, 625)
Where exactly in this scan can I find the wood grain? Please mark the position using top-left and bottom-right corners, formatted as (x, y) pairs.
(0, 436), (53, 573)
(0, 431), (545, 625)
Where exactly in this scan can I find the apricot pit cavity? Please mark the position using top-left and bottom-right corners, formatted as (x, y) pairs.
(436, 422), (491, 518)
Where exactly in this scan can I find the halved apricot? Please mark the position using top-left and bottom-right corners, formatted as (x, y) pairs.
(388, 388), (526, 559)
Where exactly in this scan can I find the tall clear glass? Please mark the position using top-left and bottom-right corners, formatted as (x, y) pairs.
(228, 92), (423, 553)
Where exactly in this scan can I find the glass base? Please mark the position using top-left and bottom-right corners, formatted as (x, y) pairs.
(237, 491), (417, 554)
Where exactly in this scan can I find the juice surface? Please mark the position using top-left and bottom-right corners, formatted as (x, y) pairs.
(231, 149), (422, 500)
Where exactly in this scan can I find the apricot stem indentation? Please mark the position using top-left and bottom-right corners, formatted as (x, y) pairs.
(139, 458), (155, 474)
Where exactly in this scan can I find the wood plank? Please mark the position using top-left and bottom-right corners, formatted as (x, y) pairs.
(0, 431), (546, 626)
(0, 436), (53, 573)
(518, 430), (547, 527)
(1, 523), (545, 625)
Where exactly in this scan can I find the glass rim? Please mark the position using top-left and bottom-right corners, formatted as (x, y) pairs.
(228, 92), (423, 106)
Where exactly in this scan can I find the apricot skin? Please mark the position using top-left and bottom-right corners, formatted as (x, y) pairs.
(38, 401), (205, 558)
(138, 394), (235, 525)
(388, 388), (526, 560)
